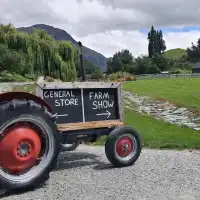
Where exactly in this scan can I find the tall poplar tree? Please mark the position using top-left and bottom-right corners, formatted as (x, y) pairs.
(147, 26), (166, 58)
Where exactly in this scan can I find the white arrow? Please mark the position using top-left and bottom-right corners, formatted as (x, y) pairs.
(96, 110), (111, 119)
(53, 113), (68, 118)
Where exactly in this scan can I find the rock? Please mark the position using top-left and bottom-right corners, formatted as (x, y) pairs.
(173, 108), (188, 114)
(192, 117), (200, 122)
(182, 123), (197, 128)
(160, 111), (171, 116)
(37, 76), (45, 83)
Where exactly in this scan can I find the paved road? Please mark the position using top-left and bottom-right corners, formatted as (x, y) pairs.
(2, 145), (200, 200)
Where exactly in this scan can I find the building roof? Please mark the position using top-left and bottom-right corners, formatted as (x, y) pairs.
(191, 62), (200, 69)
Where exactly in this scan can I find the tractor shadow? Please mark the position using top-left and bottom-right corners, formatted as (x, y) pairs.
(54, 151), (114, 171)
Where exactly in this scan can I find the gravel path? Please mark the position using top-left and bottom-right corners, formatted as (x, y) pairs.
(2, 145), (200, 200)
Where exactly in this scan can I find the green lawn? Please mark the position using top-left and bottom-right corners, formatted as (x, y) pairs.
(94, 108), (200, 149)
(123, 78), (200, 111)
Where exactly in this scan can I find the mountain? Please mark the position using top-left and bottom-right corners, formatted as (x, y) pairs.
(17, 24), (107, 71)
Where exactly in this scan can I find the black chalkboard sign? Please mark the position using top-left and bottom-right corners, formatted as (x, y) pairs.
(39, 84), (121, 124)
(42, 89), (83, 124)
(83, 88), (119, 122)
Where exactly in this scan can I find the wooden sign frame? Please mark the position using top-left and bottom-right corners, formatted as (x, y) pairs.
(36, 81), (124, 131)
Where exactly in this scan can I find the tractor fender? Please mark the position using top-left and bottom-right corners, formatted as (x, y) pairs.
(0, 92), (52, 112)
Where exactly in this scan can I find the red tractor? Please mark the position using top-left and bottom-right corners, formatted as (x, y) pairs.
(0, 81), (142, 195)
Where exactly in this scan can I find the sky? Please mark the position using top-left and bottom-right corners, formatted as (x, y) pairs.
(1, 0), (200, 57)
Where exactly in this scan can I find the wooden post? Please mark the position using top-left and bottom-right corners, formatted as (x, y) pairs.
(78, 41), (85, 81)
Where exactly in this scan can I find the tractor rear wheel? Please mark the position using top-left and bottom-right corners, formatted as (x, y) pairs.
(0, 99), (60, 195)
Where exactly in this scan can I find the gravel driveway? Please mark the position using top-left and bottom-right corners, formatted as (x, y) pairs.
(2, 145), (200, 200)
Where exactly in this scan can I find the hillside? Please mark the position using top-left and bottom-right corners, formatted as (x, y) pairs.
(17, 24), (107, 71)
(163, 48), (186, 59)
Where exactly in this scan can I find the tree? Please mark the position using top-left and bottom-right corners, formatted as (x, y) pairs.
(147, 26), (166, 58)
(107, 49), (164, 75)
(187, 38), (200, 63)
(113, 55), (123, 72)
(107, 58), (114, 74)
(151, 53), (169, 71)
(90, 68), (104, 80)
(148, 26), (156, 58)
(76, 57), (99, 77)
(157, 30), (166, 54)
(106, 49), (135, 74)
(134, 56), (150, 74)
(0, 23), (77, 81)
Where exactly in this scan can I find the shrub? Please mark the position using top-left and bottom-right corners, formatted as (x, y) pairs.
(108, 72), (136, 82)
(90, 69), (104, 80)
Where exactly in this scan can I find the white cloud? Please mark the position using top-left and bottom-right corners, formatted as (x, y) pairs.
(1, 0), (200, 57)
(75, 30), (200, 57)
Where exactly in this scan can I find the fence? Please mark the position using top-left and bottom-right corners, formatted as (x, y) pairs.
(135, 73), (200, 80)
(1, 73), (200, 87)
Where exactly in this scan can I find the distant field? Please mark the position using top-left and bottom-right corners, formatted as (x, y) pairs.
(123, 77), (200, 111)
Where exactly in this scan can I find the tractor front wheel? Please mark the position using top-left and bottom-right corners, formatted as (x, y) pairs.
(0, 100), (60, 195)
(105, 126), (142, 167)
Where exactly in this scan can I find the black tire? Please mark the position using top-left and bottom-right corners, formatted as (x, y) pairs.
(105, 126), (142, 167)
(0, 99), (61, 195)
(61, 140), (80, 152)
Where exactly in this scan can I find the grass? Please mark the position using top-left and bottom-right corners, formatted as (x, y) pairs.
(94, 108), (200, 149)
(0, 71), (32, 82)
(163, 48), (186, 59)
(171, 68), (191, 74)
(123, 78), (200, 111)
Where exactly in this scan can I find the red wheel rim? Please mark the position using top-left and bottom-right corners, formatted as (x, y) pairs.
(115, 136), (134, 157)
(0, 123), (41, 173)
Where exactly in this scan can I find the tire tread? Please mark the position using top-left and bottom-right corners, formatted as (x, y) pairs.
(0, 99), (60, 195)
